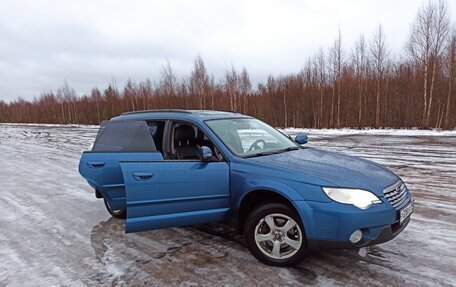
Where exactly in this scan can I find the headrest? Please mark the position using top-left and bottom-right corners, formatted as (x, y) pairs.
(175, 125), (196, 142)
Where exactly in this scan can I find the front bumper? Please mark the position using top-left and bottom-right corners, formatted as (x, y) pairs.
(293, 193), (413, 249)
(307, 216), (411, 249)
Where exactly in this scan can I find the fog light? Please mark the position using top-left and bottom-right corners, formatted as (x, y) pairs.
(349, 229), (363, 243)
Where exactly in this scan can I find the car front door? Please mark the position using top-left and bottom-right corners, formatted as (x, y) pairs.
(121, 121), (230, 233)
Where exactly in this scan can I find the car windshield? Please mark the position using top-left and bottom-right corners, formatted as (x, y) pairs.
(206, 118), (299, 158)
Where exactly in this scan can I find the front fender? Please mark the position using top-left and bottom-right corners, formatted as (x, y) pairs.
(230, 177), (304, 223)
(235, 179), (305, 204)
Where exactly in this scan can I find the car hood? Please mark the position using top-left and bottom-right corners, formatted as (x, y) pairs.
(248, 147), (399, 196)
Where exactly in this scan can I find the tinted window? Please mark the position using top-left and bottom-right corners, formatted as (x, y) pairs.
(96, 120), (109, 138)
(92, 120), (157, 152)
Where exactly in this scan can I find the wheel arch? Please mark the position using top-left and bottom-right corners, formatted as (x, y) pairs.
(236, 188), (303, 234)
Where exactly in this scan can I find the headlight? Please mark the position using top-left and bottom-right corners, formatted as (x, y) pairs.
(322, 187), (382, 209)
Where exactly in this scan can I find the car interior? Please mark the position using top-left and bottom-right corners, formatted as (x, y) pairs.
(173, 124), (202, 160)
(145, 120), (223, 161)
(170, 122), (223, 161)
(147, 121), (165, 154)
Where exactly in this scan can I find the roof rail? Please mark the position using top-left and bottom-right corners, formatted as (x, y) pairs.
(121, 109), (193, 115)
(215, 109), (238, 113)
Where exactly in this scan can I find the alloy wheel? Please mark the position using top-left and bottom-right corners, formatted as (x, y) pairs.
(254, 213), (303, 260)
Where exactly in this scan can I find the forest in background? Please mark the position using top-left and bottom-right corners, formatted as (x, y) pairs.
(0, 1), (455, 129)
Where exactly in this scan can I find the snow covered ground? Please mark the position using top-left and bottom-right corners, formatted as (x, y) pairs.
(0, 124), (455, 286)
(280, 127), (456, 137)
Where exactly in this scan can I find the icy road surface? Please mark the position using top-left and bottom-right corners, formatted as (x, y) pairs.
(0, 124), (455, 286)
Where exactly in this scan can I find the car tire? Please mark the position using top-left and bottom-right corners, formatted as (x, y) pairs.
(244, 203), (308, 266)
(103, 198), (126, 219)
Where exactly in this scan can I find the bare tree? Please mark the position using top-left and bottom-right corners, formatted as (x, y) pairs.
(159, 61), (178, 97)
(225, 65), (239, 111)
(283, 86), (287, 127)
(408, 0), (450, 126)
(353, 35), (368, 126)
(370, 25), (389, 127)
(239, 68), (251, 114)
(91, 88), (102, 123)
(124, 79), (137, 111)
(190, 56), (209, 109)
(314, 48), (326, 128)
(408, 1), (434, 125)
(60, 81), (77, 123)
(104, 84), (119, 117)
(445, 29), (456, 127)
(427, 0), (450, 124)
(209, 75), (215, 109)
(329, 28), (344, 127)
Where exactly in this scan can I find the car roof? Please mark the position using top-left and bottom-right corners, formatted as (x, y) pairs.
(110, 109), (251, 122)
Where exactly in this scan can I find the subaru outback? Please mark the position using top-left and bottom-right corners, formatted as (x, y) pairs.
(79, 110), (413, 266)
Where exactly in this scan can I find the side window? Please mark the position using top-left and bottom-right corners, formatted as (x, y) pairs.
(92, 120), (158, 152)
(169, 121), (223, 161)
(147, 121), (165, 154)
(96, 120), (109, 138)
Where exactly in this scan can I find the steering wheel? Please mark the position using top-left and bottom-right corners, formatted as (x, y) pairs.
(247, 139), (266, 152)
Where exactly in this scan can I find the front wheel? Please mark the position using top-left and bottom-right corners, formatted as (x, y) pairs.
(103, 198), (126, 219)
(244, 203), (308, 266)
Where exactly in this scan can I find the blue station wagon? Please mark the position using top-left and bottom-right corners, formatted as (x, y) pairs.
(79, 109), (414, 266)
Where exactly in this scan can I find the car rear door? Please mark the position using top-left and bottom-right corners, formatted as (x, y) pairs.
(79, 120), (164, 212)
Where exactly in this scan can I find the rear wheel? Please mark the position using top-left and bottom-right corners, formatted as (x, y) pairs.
(244, 203), (307, 266)
(103, 198), (126, 219)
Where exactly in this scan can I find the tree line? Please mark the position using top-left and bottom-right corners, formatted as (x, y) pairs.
(0, 0), (455, 129)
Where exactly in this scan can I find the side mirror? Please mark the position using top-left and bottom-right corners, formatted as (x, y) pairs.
(201, 146), (213, 161)
(295, 134), (308, 145)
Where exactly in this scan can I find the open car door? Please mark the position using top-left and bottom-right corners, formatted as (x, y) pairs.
(120, 160), (230, 233)
(79, 120), (164, 213)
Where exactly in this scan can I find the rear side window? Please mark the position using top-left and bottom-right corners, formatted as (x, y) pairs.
(92, 120), (157, 152)
(96, 120), (109, 138)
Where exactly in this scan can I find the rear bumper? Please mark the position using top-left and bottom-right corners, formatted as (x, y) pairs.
(307, 216), (411, 249)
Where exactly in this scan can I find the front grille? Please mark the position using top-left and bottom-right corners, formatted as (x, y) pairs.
(383, 181), (408, 209)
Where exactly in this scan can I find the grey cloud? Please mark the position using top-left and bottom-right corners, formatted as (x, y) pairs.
(1, 0), (451, 102)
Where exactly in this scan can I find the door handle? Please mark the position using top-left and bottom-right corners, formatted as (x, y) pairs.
(87, 161), (105, 168)
(132, 172), (154, 181)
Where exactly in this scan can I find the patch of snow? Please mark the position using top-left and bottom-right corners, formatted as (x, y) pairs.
(280, 127), (456, 136)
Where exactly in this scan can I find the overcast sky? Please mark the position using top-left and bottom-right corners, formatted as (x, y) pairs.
(0, 0), (454, 102)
